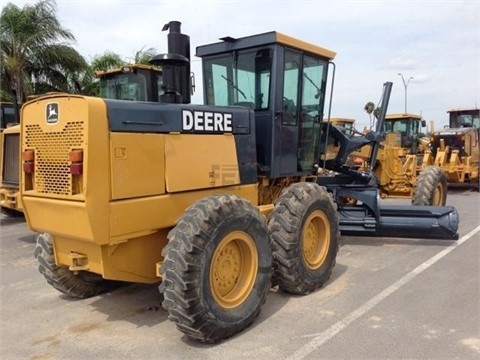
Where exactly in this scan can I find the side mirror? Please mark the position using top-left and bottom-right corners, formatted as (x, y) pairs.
(421, 119), (427, 127)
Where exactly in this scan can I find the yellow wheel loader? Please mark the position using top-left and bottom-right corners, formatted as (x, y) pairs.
(20, 21), (459, 343)
(422, 108), (479, 190)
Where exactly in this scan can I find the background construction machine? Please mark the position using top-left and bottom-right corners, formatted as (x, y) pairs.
(19, 21), (458, 343)
(329, 117), (357, 136)
(422, 108), (479, 190)
(0, 102), (22, 215)
(353, 113), (447, 205)
(383, 113), (427, 154)
(1, 102), (20, 129)
(95, 63), (163, 101)
(319, 117), (362, 178)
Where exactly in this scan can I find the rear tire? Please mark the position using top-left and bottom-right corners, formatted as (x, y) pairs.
(35, 233), (120, 299)
(159, 195), (272, 343)
(268, 182), (339, 295)
(412, 166), (447, 206)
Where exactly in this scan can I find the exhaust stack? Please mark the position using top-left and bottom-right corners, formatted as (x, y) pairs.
(150, 21), (191, 104)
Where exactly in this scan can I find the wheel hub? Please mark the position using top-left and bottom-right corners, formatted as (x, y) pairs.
(433, 184), (443, 205)
(210, 231), (258, 308)
(302, 210), (330, 270)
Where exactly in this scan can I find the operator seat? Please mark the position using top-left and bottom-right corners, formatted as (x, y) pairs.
(283, 98), (296, 125)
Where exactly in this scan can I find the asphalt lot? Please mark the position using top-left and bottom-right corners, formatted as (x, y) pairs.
(1, 189), (479, 360)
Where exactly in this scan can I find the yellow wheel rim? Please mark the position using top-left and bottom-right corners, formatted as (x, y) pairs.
(302, 210), (330, 270)
(210, 231), (258, 309)
(433, 183), (444, 205)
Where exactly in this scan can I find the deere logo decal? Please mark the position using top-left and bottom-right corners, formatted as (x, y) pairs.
(182, 110), (233, 132)
(46, 103), (59, 124)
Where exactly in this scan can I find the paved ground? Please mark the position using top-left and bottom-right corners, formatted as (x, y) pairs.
(1, 189), (479, 360)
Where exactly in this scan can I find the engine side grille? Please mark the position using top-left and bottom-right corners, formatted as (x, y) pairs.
(24, 122), (84, 195)
(2, 133), (20, 185)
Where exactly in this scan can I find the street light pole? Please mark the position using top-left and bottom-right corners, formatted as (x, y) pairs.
(397, 73), (413, 113)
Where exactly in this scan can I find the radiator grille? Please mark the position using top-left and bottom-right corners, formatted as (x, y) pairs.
(24, 122), (84, 195)
(2, 133), (20, 185)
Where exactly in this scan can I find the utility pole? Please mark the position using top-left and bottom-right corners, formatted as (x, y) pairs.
(397, 73), (413, 113)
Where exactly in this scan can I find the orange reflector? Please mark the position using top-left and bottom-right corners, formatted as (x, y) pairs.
(353, 157), (363, 165)
(69, 150), (83, 162)
(23, 162), (34, 173)
(22, 150), (34, 161)
(70, 163), (83, 175)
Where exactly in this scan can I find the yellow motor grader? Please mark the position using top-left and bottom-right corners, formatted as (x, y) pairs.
(352, 113), (447, 205)
(19, 21), (458, 343)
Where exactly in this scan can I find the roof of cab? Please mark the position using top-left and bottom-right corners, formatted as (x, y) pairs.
(95, 64), (161, 78)
(385, 113), (423, 120)
(196, 31), (336, 60)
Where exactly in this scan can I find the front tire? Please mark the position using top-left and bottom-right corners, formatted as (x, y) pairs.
(159, 195), (272, 343)
(268, 182), (339, 295)
(35, 233), (119, 299)
(412, 166), (447, 206)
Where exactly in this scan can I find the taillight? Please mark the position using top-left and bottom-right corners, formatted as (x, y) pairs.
(22, 150), (35, 173)
(69, 149), (83, 175)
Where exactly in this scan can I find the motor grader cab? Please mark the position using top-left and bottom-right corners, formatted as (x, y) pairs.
(19, 21), (459, 343)
(383, 113), (427, 154)
(95, 64), (163, 102)
(0, 102), (23, 215)
(422, 108), (479, 190)
(329, 118), (356, 136)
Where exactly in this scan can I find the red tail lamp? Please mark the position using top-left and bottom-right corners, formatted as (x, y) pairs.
(69, 149), (83, 175)
(22, 150), (35, 173)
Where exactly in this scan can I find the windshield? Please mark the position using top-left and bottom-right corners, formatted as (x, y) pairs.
(203, 49), (272, 110)
(99, 72), (148, 101)
(337, 122), (354, 136)
(384, 118), (420, 136)
(455, 114), (480, 128)
(1, 104), (18, 128)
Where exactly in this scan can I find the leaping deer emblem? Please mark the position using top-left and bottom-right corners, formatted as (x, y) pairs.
(48, 104), (57, 118)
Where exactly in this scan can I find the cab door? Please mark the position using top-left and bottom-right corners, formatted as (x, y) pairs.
(279, 50), (328, 175)
(297, 55), (326, 171)
(279, 50), (301, 175)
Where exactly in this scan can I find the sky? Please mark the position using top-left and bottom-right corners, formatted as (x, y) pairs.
(3, 0), (480, 129)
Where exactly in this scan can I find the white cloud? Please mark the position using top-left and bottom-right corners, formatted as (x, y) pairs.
(386, 57), (419, 70)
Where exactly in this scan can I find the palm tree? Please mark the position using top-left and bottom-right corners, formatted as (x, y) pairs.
(364, 101), (375, 130)
(0, 0), (88, 102)
(132, 46), (157, 65)
(78, 51), (126, 96)
(89, 51), (126, 71)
